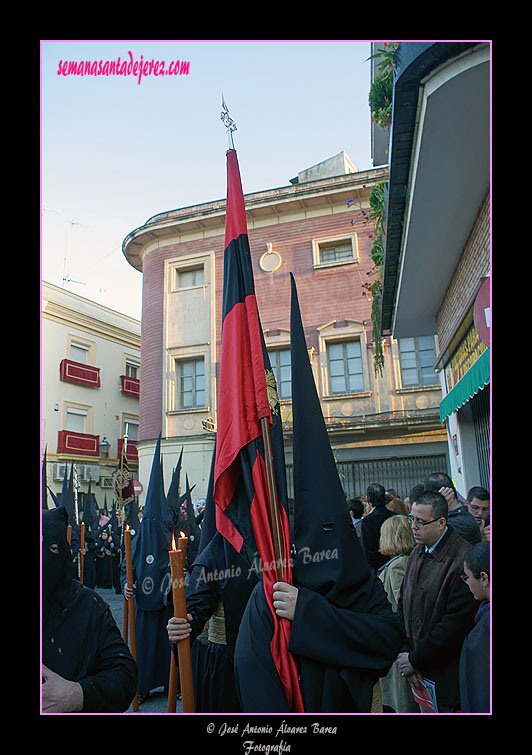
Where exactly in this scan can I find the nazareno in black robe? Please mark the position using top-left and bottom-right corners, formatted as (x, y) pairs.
(233, 274), (405, 713)
(184, 531), (258, 712)
(172, 450), (260, 712)
(42, 506), (137, 712)
(121, 435), (173, 698)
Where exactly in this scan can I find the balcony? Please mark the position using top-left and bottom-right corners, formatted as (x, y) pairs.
(120, 375), (140, 398)
(60, 359), (101, 388)
(57, 430), (100, 456)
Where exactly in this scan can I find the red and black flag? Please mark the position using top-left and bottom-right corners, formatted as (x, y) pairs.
(213, 148), (303, 712)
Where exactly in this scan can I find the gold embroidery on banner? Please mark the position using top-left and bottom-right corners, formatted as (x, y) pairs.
(265, 369), (280, 415)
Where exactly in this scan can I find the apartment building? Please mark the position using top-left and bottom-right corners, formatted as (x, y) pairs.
(123, 153), (449, 504)
(42, 281), (141, 511)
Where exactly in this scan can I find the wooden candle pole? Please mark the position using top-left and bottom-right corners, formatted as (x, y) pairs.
(67, 525), (72, 545)
(124, 526), (139, 712)
(168, 545), (195, 713)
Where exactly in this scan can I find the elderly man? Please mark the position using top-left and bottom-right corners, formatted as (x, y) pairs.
(395, 491), (478, 713)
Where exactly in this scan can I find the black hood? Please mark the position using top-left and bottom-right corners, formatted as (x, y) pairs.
(290, 273), (372, 609)
(82, 482), (99, 531)
(42, 506), (73, 622)
(131, 435), (172, 610)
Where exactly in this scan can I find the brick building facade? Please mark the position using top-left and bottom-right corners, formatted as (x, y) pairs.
(123, 155), (449, 506)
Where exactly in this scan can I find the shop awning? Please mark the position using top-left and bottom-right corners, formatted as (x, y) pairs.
(439, 348), (490, 423)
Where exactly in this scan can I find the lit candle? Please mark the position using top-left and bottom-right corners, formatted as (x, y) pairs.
(167, 533), (195, 713)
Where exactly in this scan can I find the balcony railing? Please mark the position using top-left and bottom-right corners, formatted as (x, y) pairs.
(59, 359), (101, 388)
(117, 438), (138, 463)
(120, 375), (140, 398)
(57, 430), (100, 456)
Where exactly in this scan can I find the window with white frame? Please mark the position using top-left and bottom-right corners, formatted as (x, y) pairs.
(70, 342), (89, 364)
(398, 336), (438, 386)
(327, 340), (364, 393)
(176, 358), (205, 408)
(124, 418), (139, 441)
(125, 360), (139, 379)
(66, 407), (88, 433)
(176, 266), (204, 289)
(313, 235), (358, 267)
(268, 348), (292, 400)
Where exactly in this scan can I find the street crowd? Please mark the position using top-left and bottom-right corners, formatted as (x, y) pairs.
(41, 470), (490, 715)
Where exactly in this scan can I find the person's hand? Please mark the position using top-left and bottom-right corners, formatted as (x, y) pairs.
(480, 521), (490, 542)
(123, 585), (135, 600)
(439, 486), (456, 505)
(396, 652), (418, 678)
(272, 582), (299, 621)
(42, 664), (83, 712)
(167, 614), (193, 643)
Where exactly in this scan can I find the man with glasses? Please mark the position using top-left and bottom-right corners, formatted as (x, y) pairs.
(425, 472), (481, 545)
(465, 486), (490, 542)
(395, 491), (478, 713)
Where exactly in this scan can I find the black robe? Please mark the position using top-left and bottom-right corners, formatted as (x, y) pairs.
(81, 532), (98, 589)
(120, 555), (173, 697)
(182, 531), (259, 712)
(42, 507), (137, 712)
(234, 574), (404, 713)
(233, 275), (406, 713)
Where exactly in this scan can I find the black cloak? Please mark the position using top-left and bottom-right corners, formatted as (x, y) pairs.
(170, 453), (259, 712)
(233, 274), (404, 713)
(123, 434), (173, 696)
(42, 506), (137, 712)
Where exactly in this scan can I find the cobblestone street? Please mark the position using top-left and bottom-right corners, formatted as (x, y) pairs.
(95, 587), (182, 713)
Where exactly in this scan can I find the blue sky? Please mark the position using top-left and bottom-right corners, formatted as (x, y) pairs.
(41, 40), (379, 320)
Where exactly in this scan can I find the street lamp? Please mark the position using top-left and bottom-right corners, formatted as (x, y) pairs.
(100, 436), (111, 458)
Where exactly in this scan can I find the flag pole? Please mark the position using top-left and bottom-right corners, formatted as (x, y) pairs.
(220, 97), (284, 581)
(260, 417), (285, 581)
(117, 430), (139, 711)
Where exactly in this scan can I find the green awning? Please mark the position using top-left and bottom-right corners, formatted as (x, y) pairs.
(440, 348), (490, 423)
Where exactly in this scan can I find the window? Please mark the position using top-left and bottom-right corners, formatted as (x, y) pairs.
(124, 419), (139, 441)
(319, 240), (354, 264)
(70, 342), (89, 364)
(327, 341), (364, 393)
(398, 336), (438, 386)
(125, 360), (139, 379)
(176, 266), (204, 288)
(269, 349), (291, 399)
(177, 358), (205, 408)
(313, 235), (358, 267)
(66, 407), (87, 433)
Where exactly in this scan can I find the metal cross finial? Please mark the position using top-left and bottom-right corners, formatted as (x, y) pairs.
(221, 95), (237, 148)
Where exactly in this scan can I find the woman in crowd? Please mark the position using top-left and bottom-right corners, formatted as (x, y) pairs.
(459, 542), (490, 712)
(377, 514), (418, 712)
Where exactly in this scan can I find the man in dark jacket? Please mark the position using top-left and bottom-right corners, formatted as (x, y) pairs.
(360, 483), (397, 572)
(425, 472), (481, 545)
(42, 507), (138, 712)
(395, 491), (478, 712)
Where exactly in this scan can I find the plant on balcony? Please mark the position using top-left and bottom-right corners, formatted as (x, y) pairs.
(360, 182), (386, 377)
(368, 42), (400, 129)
